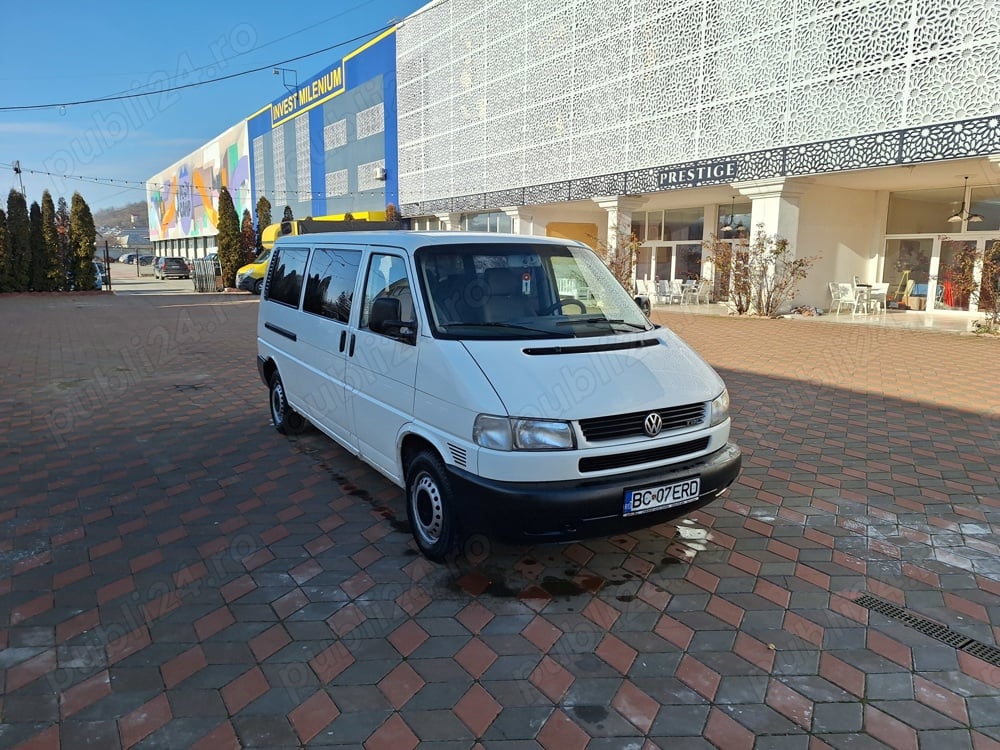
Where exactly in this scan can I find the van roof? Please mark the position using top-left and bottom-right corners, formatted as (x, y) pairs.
(272, 231), (589, 251)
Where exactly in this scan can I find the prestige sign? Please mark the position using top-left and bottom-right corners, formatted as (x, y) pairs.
(657, 160), (738, 188)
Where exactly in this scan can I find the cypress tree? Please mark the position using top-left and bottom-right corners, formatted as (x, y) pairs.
(0, 209), (7, 293)
(28, 202), (45, 291)
(240, 208), (255, 265)
(216, 187), (241, 289)
(41, 191), (61, 291)
(55, 197), (71, 291)
(69, 193), (96, 291)
(5, 190), (31, 291)
(255, 196), (272, 254)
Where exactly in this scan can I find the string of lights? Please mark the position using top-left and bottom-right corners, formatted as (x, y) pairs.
(0, 160), (383, 202)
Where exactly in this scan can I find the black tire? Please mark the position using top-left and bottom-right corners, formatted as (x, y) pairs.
(405, 451), (458, 561)
(268, 371), (308, 435)
(253, 278), (263, 295)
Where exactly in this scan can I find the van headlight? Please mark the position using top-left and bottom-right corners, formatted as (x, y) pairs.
(473, 415), (575, 451)
(709, 389), (730, 426)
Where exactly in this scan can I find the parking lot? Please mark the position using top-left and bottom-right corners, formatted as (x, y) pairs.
(0, 283), (998, 749)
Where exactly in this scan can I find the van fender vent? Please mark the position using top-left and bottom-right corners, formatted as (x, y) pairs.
(854, 594), (1000, 664)
(447, 443), (468, 468)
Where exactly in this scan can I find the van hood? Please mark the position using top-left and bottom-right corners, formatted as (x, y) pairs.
(461, 330), (725, 419)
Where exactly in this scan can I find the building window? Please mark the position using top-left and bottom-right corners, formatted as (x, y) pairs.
(717, 202), (751, 239)
(460, 211), (511, 232)
(887, 189), (956, 234)
(324, 119), (348, 150)
(632, 208), (705, 242)
(411, 216), (441, 230)
(356, 103), (385, 140)
(295, 116), (311, 200)
(357, 159), (386, 192)
(970, 186), (1000, 231)
(325, 170), (349, 197)
(273, 126), (286, 203)
(253, 136), (266, 200)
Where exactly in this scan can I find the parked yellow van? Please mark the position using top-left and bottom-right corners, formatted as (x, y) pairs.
(236, 249), (273, 295)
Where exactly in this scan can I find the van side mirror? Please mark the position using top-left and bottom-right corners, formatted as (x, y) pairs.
(370, 297), (416, 343)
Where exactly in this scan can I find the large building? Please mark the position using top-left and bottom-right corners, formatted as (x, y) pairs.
(146, 30), (398, 258)
(147, 0), (1000, 313)
(395, 0), (1000, 314)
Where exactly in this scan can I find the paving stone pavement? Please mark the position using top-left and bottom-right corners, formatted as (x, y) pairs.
(0, 284), (998, 750)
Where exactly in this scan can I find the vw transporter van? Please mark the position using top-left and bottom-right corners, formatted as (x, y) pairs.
(257, 231), (741, 560)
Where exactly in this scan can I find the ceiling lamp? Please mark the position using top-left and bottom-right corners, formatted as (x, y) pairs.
(721, 196), (736, 231)
(947, 176), (984, 223)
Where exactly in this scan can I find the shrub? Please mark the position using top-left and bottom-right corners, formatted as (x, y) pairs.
(705, 224), (817, 317)
(948, 239), (1000, 334)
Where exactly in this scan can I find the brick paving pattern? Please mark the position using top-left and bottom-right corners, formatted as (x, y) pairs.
(0, 284), (998, 749)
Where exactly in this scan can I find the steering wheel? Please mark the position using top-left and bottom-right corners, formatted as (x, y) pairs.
(540, 297), (587, 315)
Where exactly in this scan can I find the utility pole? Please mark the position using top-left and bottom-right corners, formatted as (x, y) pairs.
(13, 160), (26, 196)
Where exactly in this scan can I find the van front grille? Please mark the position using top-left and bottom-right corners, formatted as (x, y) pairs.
(579, 403), (706, 441)
(578, 437), (710, 473)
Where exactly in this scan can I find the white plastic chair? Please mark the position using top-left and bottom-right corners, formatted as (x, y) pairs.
(692, 279), (712, 304)
(868, 282), (889, 314)
(680, 280), (700, 305)
(659, 279), (682, 304)
(829, 282), (859, 315)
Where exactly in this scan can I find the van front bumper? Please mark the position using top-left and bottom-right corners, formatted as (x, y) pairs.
(446, 442), (741, 542)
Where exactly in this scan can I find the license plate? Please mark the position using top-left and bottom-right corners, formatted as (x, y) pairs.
(623, 477), (701, 516)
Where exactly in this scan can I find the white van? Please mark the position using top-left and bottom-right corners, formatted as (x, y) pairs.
(257, 231), (740, 560)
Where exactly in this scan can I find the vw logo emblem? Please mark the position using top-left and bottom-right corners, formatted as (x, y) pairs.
(643, 412), (663, 437)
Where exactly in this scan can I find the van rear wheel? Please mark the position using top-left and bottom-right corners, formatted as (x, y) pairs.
(269, 371), (308, 435)
(406, 451), (458, 561)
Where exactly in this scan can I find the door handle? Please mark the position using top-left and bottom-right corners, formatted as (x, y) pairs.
(339, 330), (347, 352)
(349, 333), (356, 356)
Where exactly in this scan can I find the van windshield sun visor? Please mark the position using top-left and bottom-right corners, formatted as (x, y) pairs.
(522, 338), (662, 356)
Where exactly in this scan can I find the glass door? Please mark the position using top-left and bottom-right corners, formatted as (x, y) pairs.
(935, 239), (977, 311)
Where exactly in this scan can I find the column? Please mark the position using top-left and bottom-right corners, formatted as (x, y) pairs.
(592, 195), (647, 294)
(591, 196), (646, 254)
(733, 177), (809, 253)
(434, 212), (462, 231)
(501, 207), (539, 235)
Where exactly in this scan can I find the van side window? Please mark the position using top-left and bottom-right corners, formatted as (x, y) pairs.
(303, 248), (361, 323)
(265, 247), (309, 308)
(360, 253), (413, 330)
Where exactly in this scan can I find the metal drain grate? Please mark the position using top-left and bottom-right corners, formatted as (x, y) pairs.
(855, 594), (1000, 665)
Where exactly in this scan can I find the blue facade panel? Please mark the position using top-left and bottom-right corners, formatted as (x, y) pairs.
(247, 30), (397, 223)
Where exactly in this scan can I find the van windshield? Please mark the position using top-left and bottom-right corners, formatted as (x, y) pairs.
(415, 242), (653, 339)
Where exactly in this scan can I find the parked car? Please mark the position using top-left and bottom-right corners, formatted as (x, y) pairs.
(137, 255), (155, 266)
(120, 253), (138, 264)
(93, 261), (107, 289)
(155, 257), (191, 279)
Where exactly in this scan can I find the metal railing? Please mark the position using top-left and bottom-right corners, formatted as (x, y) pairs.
(192, 259), (223, 292)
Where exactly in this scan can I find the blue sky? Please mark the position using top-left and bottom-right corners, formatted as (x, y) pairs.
(0, 0), (427, 214)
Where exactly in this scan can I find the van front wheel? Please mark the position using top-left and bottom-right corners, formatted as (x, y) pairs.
(253, 278), (263, 295)
(406, 451), (458, 561)
(269, 371), (308, 435)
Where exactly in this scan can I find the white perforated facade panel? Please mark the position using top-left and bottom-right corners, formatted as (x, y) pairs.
(396, 0), (1000, 206)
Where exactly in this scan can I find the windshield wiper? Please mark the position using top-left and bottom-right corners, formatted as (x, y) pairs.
(556, 317), (648, 331)
(440, 322), (574, 336)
